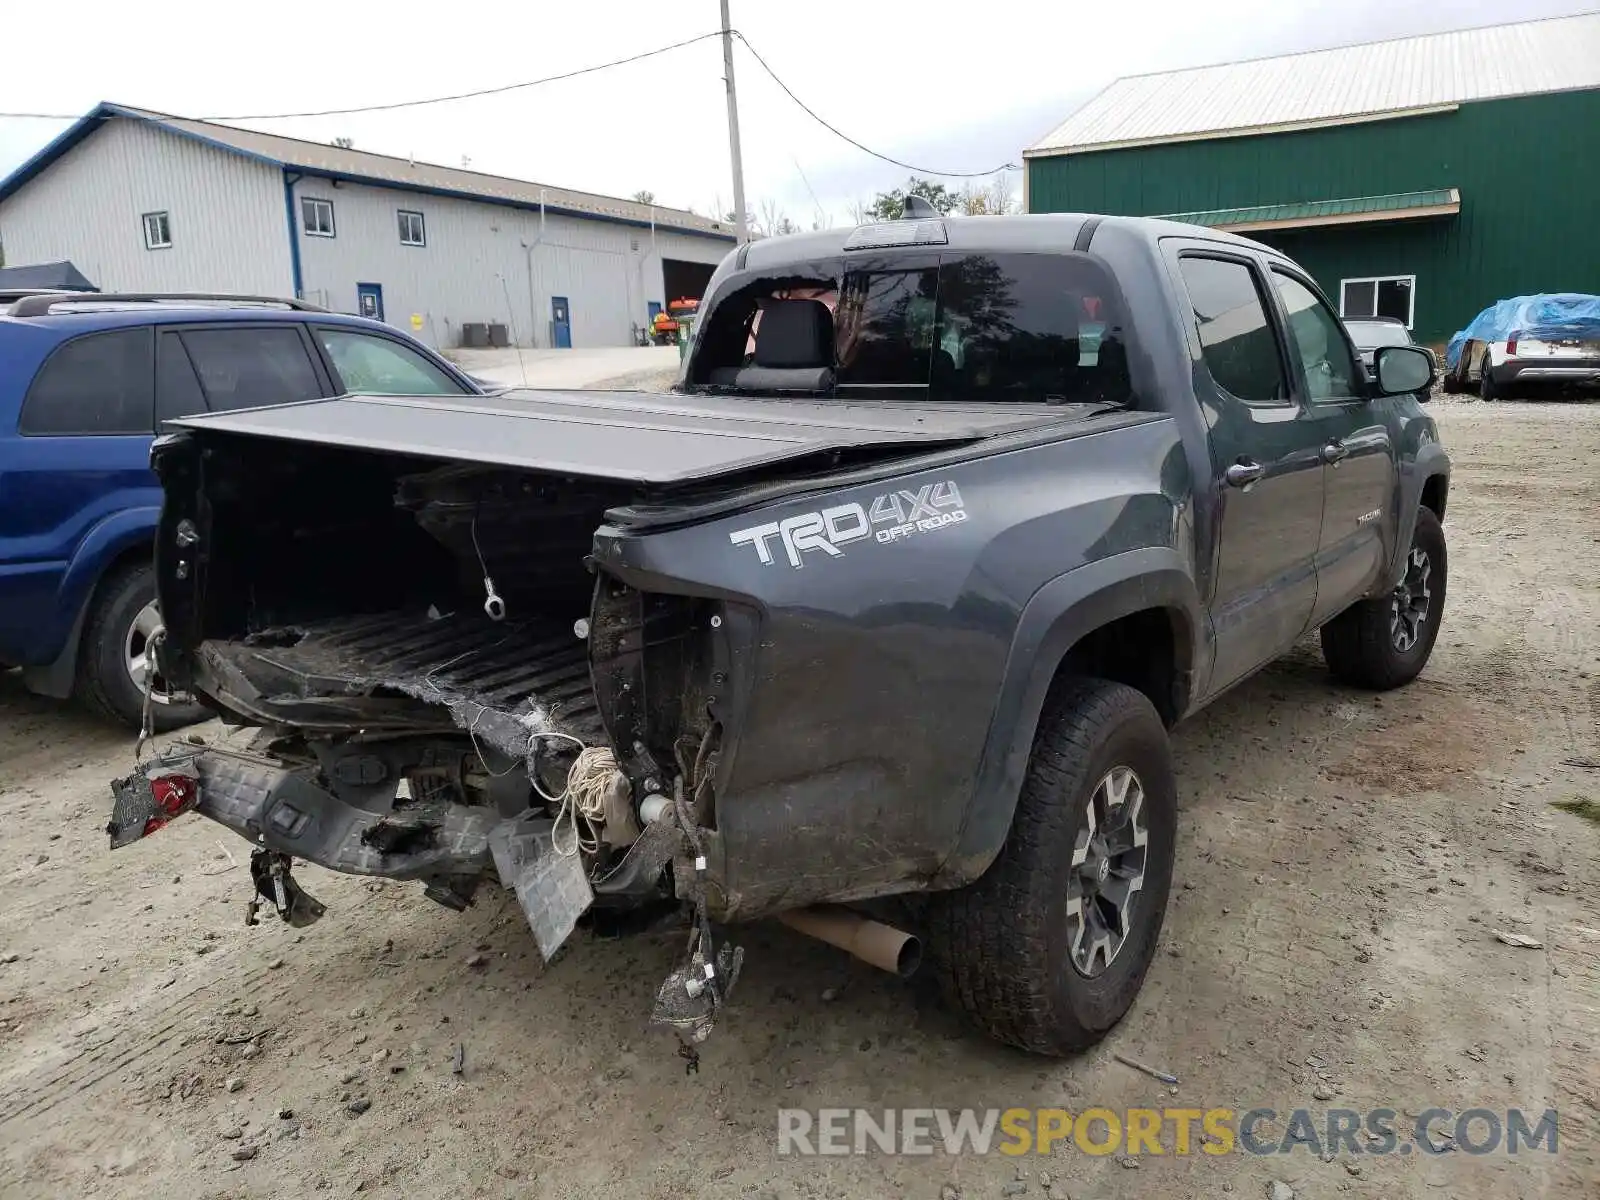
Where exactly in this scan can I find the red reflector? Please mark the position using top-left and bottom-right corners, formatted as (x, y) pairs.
(151, 774), (195, 815)
(143, 816), (169, 837)
(1506, 331), (1520, 356)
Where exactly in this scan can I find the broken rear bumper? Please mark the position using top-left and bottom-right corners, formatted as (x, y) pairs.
(184, 746), (501, 881)
(109, 743), (600, 958)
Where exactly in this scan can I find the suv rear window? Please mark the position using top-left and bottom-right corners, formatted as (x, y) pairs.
(19, 327), (156, 435)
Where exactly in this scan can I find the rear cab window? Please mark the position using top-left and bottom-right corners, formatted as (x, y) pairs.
(19, 327), (156, 435)
(690, 252), (1135, 407)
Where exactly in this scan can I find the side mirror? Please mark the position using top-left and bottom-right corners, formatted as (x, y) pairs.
(1373, 344), (1435, 398)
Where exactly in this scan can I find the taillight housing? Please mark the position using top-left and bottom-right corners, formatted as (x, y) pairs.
(1505, 331), (1521, 357)
(108, 756), (202, 849)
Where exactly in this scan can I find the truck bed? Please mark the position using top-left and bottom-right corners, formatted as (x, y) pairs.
(196, 607), (602, 757)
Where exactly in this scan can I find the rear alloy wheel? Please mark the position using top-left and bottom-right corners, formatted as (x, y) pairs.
(76, 563), (209, 732)
(1321, 506), (1447, 690)
(928, 677), (1177, 1056)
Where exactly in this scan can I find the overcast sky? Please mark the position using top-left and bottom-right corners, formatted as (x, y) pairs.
(0, 0), (1588, 227)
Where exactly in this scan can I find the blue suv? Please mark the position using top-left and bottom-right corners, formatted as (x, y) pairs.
(0, 292), (480, 731)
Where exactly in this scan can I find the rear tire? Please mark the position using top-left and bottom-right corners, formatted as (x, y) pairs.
(1440, 360), (1464, 393)
(75, 563), (208, 733)
(927, 678), (1177, 1056)
(1478, 354), (1499, 401)
(1320, 506), (1447, 690)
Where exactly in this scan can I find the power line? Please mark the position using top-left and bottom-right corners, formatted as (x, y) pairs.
(0, 31), (728, 123)
(732, 32), (1020, 179)
(0, 26), (1022, 181)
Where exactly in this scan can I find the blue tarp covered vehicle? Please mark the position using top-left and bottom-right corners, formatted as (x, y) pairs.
(1445, 293), (1600, 369)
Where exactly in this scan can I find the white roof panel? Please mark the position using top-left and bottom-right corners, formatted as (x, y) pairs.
(1027, 13), (1600, 156)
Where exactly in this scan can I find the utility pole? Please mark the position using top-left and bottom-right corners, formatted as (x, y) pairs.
(720, 0), (749, 243)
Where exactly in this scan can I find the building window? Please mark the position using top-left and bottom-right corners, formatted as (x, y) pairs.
(1340, 275), (1414, 328)
(398, 210), (426, 246)
(302, 197), (336, 238)
(143, 211), (172, 250)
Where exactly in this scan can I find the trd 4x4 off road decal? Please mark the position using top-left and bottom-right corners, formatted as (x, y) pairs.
(729, 481), (967, 568)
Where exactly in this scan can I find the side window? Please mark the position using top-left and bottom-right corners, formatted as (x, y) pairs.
(1176, 256), (1287, 404)
(19, 327), (155, 435)
(179, 327), (324, 412)
(1271, 271), (1361, 402)
(156, 331), (208, 423)
(314, 328), (467, 395)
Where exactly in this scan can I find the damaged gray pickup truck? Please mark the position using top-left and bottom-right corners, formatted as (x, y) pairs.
(110, 213), (1451, 1060)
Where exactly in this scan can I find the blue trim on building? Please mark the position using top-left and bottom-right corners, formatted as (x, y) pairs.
(0, 102), (735, 244)
(282, 170), (304, 297)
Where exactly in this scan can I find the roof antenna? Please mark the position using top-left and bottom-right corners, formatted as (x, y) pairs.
(902, 194), (939, 220)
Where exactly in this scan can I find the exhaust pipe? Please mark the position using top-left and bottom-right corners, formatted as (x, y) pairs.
(776, 905), (922, 978)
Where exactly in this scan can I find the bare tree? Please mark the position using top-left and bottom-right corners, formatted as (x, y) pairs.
(757, 198), (800, 238)
(330, 136), (355, 149)
(988, 171), (1017, 215)
(957, 182), (992, 215)
(631, 190), (656, 205)
(846, 197), (871, 225)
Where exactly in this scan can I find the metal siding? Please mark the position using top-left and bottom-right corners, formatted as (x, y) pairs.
(1029, 12), (1600, 154)
(1027, 90), (1600, 342)
(292, 179), (727, 349)
(0, 120), (291, 294)
(113, 106), (731, 239)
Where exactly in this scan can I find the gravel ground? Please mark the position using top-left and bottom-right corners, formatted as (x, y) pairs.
(0, 394), (1596, 1199)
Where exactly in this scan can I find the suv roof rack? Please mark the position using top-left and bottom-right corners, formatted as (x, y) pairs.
(8, 292), (327, 317)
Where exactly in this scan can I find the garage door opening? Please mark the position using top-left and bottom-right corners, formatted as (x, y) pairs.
(662, 259), (716, 307)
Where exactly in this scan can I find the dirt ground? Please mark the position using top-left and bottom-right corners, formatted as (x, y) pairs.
(1, 394), (1596, 1200)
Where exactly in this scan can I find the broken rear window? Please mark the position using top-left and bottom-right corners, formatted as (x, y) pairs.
(837, 253), (1133, 405)
(690, 253), (1133, 406)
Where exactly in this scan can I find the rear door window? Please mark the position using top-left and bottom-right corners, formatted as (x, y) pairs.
(1176, 256), (1288, 404)
(19, 327), (156, 435)
(178, 326), (324, 412)
(156, 331), (208, 423)
(314, 327), (467, 395)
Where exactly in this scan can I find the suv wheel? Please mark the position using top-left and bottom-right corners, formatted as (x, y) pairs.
(928, 677), (1177, 1055)
(1320, 506), (1447, 690)
(1478, 353), (1499, 401)
(76, 563), (208, 732)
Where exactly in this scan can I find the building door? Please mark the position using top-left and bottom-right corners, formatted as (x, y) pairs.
(357, 283), (384, 323)
(551, 296), (572, 349)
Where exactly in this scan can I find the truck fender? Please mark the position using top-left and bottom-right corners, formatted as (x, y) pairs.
(20, 507), (159, 699)
(1386, 445), (1451, 590)
(933, 546), (1204, 887)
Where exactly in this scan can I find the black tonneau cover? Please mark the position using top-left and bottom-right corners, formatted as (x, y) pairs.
(163, 388), (1086, 485)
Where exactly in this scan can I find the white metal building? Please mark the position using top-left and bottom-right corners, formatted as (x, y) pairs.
(0, 103), (735, 349)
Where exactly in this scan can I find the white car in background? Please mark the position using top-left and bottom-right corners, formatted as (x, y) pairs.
(1445, 328), (1600, 400)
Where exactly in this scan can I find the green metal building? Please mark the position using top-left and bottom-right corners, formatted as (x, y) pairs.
(1024, 13), (1600, 344)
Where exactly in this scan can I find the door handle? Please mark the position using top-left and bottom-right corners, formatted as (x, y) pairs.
(1322, 440), (1350, 465)
(1224, 460), (1264, 488)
